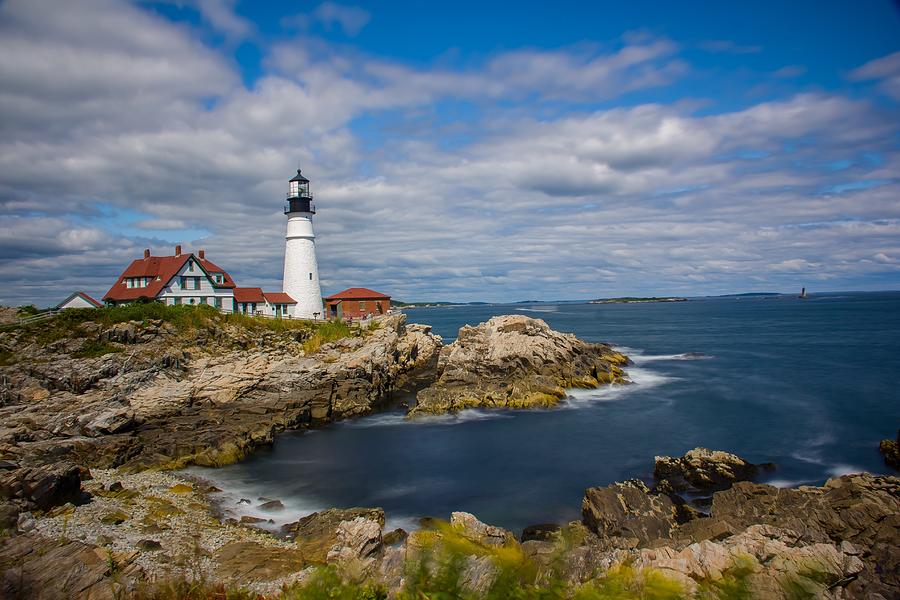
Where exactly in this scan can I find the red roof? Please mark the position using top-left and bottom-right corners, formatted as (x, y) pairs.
(233, 287), (266, 303)
(325, 287), (391, 301)
(263, 292), (296, 304)
(103, 252), (236, 302)
(199, 258), (236, 288)
(57, 291), (103, 309)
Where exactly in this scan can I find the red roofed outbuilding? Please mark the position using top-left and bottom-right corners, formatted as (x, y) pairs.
(325, 287), (390, 320)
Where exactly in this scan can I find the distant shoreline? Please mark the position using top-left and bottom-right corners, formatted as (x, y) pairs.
(588, 297), (688, 304)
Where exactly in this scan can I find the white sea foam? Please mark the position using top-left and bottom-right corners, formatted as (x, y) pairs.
(764, 478), (810, 488)
(564, 366), (677, 406)
(514, 306), (558, 313)
(342, 408), (512, 429)
(186, 467), (325, 531)
(826, 464), (867, 478)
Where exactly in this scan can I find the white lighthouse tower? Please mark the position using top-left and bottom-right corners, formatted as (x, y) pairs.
(282, 168), (323, 319)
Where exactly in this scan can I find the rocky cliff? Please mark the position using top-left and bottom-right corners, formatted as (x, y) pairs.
(411, 315), (630, 415)
(0, 312), (441, 508)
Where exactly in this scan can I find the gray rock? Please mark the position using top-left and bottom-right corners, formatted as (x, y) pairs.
(450, 511), (515, 546)
(411, 315), (628, 415)
(653, 447), (771, 493)
(581, 479), (679, 547)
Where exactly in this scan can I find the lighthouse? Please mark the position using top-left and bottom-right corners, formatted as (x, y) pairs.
(282, 168), (323, 319)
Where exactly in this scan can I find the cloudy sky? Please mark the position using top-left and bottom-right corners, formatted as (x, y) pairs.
(1, 0), (899, 306)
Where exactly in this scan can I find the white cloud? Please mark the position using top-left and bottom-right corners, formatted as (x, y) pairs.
(850, 50), (900, 101)
(0, 4), (898, 305)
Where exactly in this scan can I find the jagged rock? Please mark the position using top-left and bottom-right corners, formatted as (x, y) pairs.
(259, 499), (284, 511)
(383, 527), (408, 545)
(879, 429), (899, 469)
(0, 534), (143, 599)
(0, 502), (18, 530)
(213, 541), (306, 584)
(653, 447), (771, 493)
(450, 512), (516, 546)
(82, 407), (134, 436)
(0, 313), (442, 472)
(581, 479), (680, 548)
(669, 473), (900, 596)
(635, 524), (859, 599)
(326, 517), (383, 563)
(521, 523), (560, 542)
(411, 315), (629, 415)
(0, 462), (83, 511)
(283, 507), (385, 564)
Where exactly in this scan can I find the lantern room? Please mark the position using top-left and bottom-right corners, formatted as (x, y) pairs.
(285, 168), (315, 214)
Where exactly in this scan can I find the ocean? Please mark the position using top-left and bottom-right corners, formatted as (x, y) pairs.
(190, 291), (900, 533)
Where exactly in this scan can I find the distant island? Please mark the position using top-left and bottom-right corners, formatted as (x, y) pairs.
(589, 297), (688, 304)
(393, 300), (489, 308)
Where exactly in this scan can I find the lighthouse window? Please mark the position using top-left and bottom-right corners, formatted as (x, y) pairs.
(309, 273), (313, 280)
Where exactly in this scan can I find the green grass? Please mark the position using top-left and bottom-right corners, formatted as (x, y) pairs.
(72, 339), (123, 359)
(302, 320), (354, 354)
(11, 303), (359, 350)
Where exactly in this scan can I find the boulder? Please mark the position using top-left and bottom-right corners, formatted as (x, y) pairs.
(653, 447), (771, 493)
(212, 541), (306, 584)
(581, 479), (680, 548)
(412, 315), (629, 415)
(326, 516), (384, 562)
(450, 512), (516, 546)
(879, 429), (899, 470)
(0, 462), (83, 511)
(283, 507), (385, 564)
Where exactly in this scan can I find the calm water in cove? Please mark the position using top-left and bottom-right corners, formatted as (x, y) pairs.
(191, 291), (900, 533)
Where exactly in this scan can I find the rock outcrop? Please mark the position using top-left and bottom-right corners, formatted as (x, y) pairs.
(0, 313), (442, 479)
(582, 479), (679, 548)
(653, 447), (773, 493)
(283, 507), (385, 564)
(580, 470), (899, 597)
(411, 315), (629, 415)
(880, 429), (899, 470)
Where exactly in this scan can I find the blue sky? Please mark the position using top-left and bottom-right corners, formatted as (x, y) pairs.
(1, 0), (899, 305)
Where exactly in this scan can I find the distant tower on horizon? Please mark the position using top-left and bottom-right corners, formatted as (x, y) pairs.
(282, 168), (323, 319)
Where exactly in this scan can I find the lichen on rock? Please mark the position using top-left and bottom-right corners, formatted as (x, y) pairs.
(410, 315), (629, 415)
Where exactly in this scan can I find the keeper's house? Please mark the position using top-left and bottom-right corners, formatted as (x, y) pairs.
(325, 287), (391, 320)
(103, 246), (298, 318)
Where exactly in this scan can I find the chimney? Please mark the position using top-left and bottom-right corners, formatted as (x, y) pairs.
(144, 249), (150, 259)
(198, 249), (205, 260)
(175, 244), (182, 256)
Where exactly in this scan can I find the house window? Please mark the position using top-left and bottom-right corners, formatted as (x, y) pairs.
(360, 301), (366, 311)
(188, 261), (194, 272)
(193, 277), (201, 290)
(189, 298), (195, 305)
(214, 297), (222, 308)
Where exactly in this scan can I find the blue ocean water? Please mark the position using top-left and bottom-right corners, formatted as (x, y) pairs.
(192, 292), (900, 533)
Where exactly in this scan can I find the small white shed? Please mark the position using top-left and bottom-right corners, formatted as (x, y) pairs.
(57, 291), (103, 310)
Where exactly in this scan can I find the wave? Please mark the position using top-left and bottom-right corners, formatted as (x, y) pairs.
(514, 306), (558, 313)
(826, 464), (867, 478)
(612, 346), (712, 365)
(186, 468), (325, 531)
(342, 409), (512, 429)
(564, 366), (678, 406)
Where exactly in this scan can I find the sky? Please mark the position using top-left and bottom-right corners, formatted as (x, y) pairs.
(1, 0), (900, 306)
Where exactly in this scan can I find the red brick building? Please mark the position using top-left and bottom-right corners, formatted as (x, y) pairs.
(325, 287), (390, 320)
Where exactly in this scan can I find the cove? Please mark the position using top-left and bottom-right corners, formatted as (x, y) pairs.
(191, 291), (900, 533)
